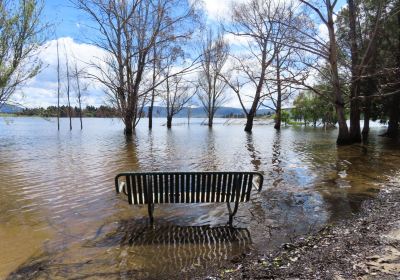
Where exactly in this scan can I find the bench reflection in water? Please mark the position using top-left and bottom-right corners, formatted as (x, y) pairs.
(8, 223), (252, 279)
(92, 221), (252, 274)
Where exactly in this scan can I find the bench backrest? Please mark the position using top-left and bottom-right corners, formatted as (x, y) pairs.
(115, 172), (263, 205)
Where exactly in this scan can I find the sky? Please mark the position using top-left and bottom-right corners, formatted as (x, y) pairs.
(11, 0), (347, 109)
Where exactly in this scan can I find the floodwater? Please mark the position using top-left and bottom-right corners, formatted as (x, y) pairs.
(0, 117), (399, 279)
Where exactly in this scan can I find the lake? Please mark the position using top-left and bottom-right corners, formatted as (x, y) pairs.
(0, 117), (399, 279)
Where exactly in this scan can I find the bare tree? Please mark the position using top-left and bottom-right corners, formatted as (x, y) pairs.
(71, 60), (87, 130)
(74, 0), (197, 135)
(276, 0), (351, 144)
(222, 0), (290, 132)
(197, 30), (229, 127)
(0, 0), (47, 108)
(306, 0), (349, 143)
(148, 45), (158, 129)
(162, 75), (195, 128)
(262, 48), (297, 130)
(261, 13), (307, 131)
(56, 38), (61, 130)
(158, 45), (197, 128)
(64, 45), (72, 130)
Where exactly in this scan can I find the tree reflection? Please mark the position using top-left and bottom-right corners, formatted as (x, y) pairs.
(271, 131), (283, 188)
(245, 133), (261, 171)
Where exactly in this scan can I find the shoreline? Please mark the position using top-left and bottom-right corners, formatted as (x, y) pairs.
(210, 183), (400, 279)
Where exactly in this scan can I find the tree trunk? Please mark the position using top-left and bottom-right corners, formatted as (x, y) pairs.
(208, 111), (213, 127)
(124, 114), (133, 135)
(349, 99), (361, 142)
(335, 103), (351, 145)
(274, 54), (282, 130)
(79, 104), (83, 130)
(245, 114), (254, 132)
(75, 66), (83, 130)
(66, 66), (72, 130)
(327, 4), (350, 145)
(362, 73), (376, 141)
(348, 0), (361, 143)
(167, 116), (172, 128)
(148, 94), (154, 129)
(362, 98), (370, 141)
(386, 95), (400, 138)
(149, 46), (156, 130)
(56, 39), (60, 131)
(384, 11), (400, 138)
(274, 106), (281, 130)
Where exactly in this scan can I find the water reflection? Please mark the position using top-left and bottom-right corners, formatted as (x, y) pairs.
(91, 221), (252, 275)
(245, 133), (261, 171)
(271, 131), (283, 188)
(1, 118), (399, 278)
(9, 222), (252, 279)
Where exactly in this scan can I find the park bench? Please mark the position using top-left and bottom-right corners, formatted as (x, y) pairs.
(115, 171), (264, 225)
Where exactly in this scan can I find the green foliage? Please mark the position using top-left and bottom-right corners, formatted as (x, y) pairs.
(281, 110), (290, 126)
(334, 0), (400, 125)
(0, 0), (47, 107)
(292, 92), (337, 127)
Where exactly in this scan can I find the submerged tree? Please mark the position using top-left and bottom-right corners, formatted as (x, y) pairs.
(159, 46), (197, 128)
(222, 0), (297, 132)
(56, 37), (61, 130)
(161, 74), (195, 128)
(379, 0), (400, 138)
(74, 0), (197, 135)
(0, 0), (47, 108)
(71, 59), (87, 130)
(283, 0), (351, 144)
(335, 0), (398, 140)
(197, 30), (229, 127)
(64, 44), (72, 130)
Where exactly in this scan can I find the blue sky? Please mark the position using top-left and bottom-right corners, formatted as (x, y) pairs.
(43, 0), (84, 39)
(12, 0), (348, 108)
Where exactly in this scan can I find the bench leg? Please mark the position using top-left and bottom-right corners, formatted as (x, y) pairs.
(148, 203), (154, 225)
(227, 200), (239, 226)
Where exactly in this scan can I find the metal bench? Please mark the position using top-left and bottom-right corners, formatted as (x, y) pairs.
(115, 171), (264, 225)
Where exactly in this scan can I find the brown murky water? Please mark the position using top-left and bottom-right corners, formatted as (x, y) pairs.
(0, 117), (399, 279)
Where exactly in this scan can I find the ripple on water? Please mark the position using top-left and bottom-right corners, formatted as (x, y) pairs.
(0, 117), (399, 278)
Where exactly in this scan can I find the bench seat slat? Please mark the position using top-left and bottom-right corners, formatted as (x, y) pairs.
(131, 175), (138, 204)
(210, 174), (216, 202)
(221, 173), (227, 202)
(240, 174), (248, 202)
(245, 174), (253, 202)
(201, 174), (206, 203)
(215, 173), (222, 202)
(137, 175), (143, 204)
(196, 174), (200, 203)
(153, 175), (159, 203)
(126, 175), (133, 204)
(185, 174), (193, 203)
(159, 174), (164, 203)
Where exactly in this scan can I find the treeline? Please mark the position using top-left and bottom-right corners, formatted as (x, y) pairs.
(18, 106), (119, 118)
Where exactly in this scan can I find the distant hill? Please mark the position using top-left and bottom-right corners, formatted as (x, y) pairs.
(0, 104), (23, 114)
(143, 106), (273, 118)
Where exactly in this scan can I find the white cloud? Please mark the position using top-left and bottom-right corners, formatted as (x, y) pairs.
(11, 37), (109, 108)
(200, 0), (249, 21)
(318, 23), (329, 41)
